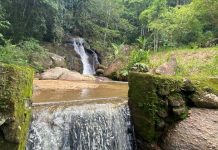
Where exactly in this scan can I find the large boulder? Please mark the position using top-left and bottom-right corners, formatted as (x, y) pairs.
(59, 71), (95, 81)
(155, 56), (177, 75)
(161, 108), (218, 150)
(29, 53), (53, 70)
(48, 52), (66, 67)
(104, 59), (124, 77)
(192, 92), (218, 109)
(40, 67), (67, 80)
(40, 67), (95, 81)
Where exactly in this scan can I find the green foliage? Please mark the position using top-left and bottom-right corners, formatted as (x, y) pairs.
(139, 0), (218, 51)
(0, 6), (10, 45)
(0, 42), (28, 65)
(0, 0), (217, 58)
(111, 43), (124, 59)
(128, 49), (150, 68)
(0, 40), (48, 72)
(131, 63), (148, 72)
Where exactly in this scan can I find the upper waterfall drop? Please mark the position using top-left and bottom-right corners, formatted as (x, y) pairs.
(73, 38), (98, 75)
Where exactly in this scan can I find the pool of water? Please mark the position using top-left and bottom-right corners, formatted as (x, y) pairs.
(32, 80), (128, 103)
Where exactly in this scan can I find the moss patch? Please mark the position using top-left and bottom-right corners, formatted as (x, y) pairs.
(0, 63), (34, 150)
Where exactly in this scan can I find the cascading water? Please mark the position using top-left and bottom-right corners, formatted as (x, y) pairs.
(73, 38), (98, 75)
(26, 102), (134, 150)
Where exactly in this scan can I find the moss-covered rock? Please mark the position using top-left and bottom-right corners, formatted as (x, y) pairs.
(0, 63), (34, 150)
(128, 72), (188, 147)
(184, 77), (218, 109)
(128, 72), (218, 149)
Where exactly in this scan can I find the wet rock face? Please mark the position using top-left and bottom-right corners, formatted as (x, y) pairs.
(161, 108), (218, 150)
(56, 44), (83, 73)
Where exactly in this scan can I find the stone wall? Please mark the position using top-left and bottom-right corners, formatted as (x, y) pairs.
(128, 72), (218, 149)
(0, 63), (34, 150)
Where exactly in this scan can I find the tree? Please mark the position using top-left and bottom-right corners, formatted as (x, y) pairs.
(0, 5), (10, 45)
(139, 0), (168, 51)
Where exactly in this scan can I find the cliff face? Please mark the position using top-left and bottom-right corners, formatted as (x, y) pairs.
(0, 63), (34, 150)
(128, 72), (218, 149)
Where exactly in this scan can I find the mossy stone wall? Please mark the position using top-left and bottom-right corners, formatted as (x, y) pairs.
(128, 72), (218, 149)
(128, 72), (188, 148)
(0, 63), (34, 150)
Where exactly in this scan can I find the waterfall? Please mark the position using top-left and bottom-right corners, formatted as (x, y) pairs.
(73, 38), (97, 75)
(26, 102), (134, 150)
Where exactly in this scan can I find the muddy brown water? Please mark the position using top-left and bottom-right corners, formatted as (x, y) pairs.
(32, 80), (129, 104)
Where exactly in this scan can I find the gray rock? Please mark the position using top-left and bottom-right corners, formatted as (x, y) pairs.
(161, 108), (218, 150)
(40, 67), (96, 81)
(182, 78), (196, 92)
(155, 56), (177, 75)
(168, 94), (185, 107)
(192, 92), (218, 109)
(104, 59), (123, 77)
(48, 52), (66, 67)
(96, 69), (104, 75)
(157, 110), (168, 118)
(172, 107), (187, 116)
(97, 64), (107, 70)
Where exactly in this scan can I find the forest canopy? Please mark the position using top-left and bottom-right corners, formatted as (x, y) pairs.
(0, 0), (217, 50)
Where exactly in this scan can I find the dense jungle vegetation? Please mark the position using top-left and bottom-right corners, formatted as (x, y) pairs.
(0, 0), (217, 75)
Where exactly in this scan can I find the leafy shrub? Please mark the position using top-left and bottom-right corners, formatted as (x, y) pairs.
(130, 63), (149, 72)
(0, 39), (48, 72)
(128, 49), (150, 69)
(111, 43), (124, 59)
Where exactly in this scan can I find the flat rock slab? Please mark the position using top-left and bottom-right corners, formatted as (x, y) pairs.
(162, 108), (218, 150)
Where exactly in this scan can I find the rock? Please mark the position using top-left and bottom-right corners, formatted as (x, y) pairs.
(1, 121), (19, 143)
(192, 92), (218, 109)
(95, 76), (112, 82)
(46, 43), (83, 73)
(104, 59), (124, 77)
(161, 108), (218, 150)
(157, 86), (171, 96)
(168, 94), (185, 107)
(48, 52), (66, 67)
(40, 67), (67, 80)
(156, 120), (166, 131)
(155, 56), (177, 75)
(97, 64), (107, 70)
(0, 64), (33, 149)
(172, 107), (187, 117)
(182, 78), (196, 93)
(0, 117), (6, 126)
(30, 53), (53, 70)
(59, 71), (95, 81)
(157, 110), (168, 118)
(96, 69), (104, 75)
(40, 67), (96, 81)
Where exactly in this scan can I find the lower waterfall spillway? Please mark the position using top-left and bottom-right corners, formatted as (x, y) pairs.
(26, 102), (134, 150)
